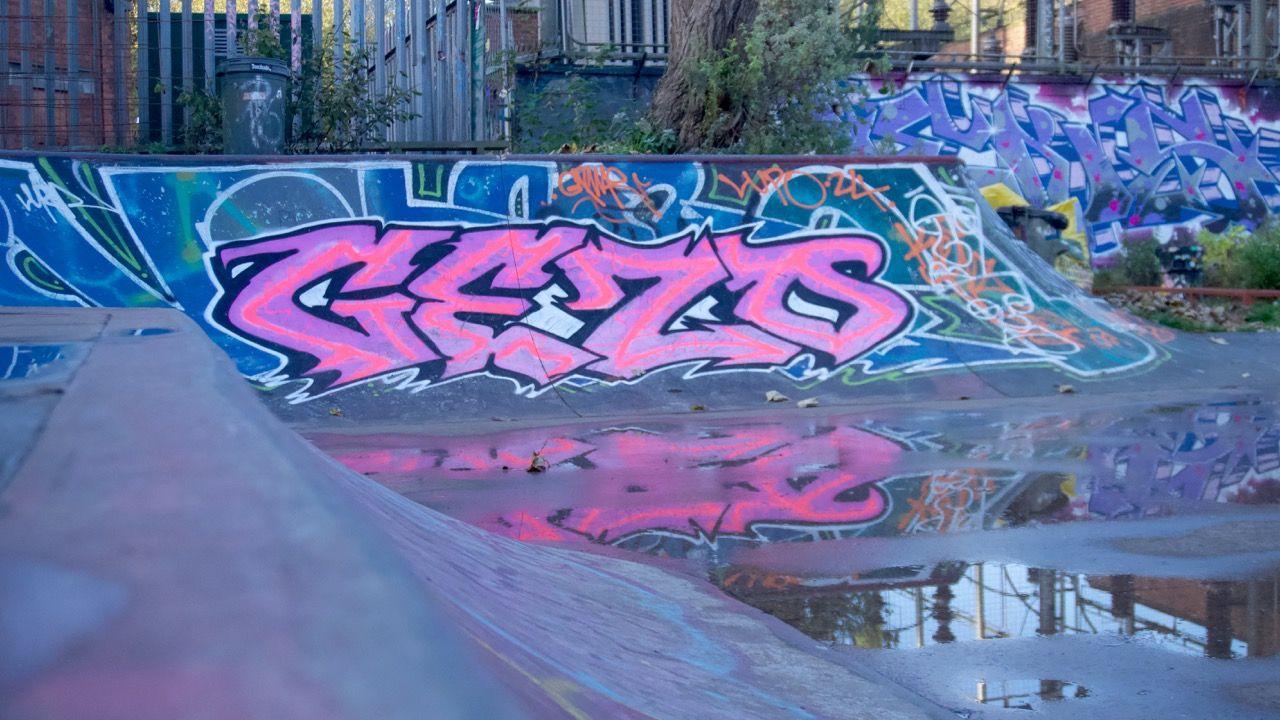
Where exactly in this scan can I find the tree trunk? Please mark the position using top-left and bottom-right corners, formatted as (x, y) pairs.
(651, 0), (759, 150)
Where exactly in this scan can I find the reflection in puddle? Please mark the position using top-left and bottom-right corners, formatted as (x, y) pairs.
(714, 562), (1279, 660)
(0, 344), (66, 381)
(312, 397), (1280, 561)
(118, 327), (175, 337)
(975, 679), (1090, 710)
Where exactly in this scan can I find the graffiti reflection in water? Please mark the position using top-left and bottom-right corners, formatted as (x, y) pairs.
(313, 397), (1280, 559)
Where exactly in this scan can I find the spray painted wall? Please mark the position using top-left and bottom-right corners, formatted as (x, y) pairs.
(850, 75), (1280, 262)
(0, 154), (1164, 403)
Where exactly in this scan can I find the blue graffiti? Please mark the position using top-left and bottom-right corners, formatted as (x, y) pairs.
(853, 76), (1280, 257)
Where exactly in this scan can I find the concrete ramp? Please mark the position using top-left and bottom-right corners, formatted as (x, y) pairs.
(0, 307), (931, 720)
(0, 153), (1170, 422)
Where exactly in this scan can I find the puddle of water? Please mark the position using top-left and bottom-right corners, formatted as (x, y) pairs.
(117, 328), (175, 337)
(973, 678), (1090, 711)
(311, 397), (1280, 561)
(0, 344), (69, 381)
(713, 561), (1279, 660)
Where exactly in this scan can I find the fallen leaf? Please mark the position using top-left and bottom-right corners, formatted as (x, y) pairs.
(1210, 337), (1228, 345)
(328, 407), (343, 417)
(797, 397), (820, 408)
(690, 404), (707, 412)
(765, 390), (790, 403)
(1057, 384), (1076, 394)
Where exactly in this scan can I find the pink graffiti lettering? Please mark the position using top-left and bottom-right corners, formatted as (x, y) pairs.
(210, 221), (912, 395)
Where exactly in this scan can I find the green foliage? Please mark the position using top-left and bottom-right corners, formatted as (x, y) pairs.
(1135, 310), (1228, 334)
(1091, 266), (1128, 291)
(683, 0), (886, 153)
(511, 47), (675, 154)
(1198, 222), (1280, 289)
(514, 0), (887, 154)
(594, 116), (680, 155)
(240, 12), (288, 60)
(290, 27), (418, 153)
(513, 66), (611, 152)
(176, 87), (224, 153)
(1245, 300), (1280, 327)
(1101, 238), (1163, 287)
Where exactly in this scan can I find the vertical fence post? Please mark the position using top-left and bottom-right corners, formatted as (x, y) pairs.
(41, 0), (53, 146)
(91, 0), (103, 145)
(291, 0), (301, 74)
(181, 0), (193, 140)
(67, 0), (80, 147)
(434, 0), (444, 139)
(335, 0), (346, 74)
(115, 1), (130, 146)
(0, 0), (8, 144)
(159, 0), (172, 146)
(228, 0), (239, 56)
(353, 0), (364, 55)
(310, 0), (322, 75)
(375, 0), (385, 131)
(412, 0), (428, 140)
(136, 0), (149, 146)
(249, 0), (258, 32)
(454, 0), (465, 140)
(499, 0), (509, 145)
(204, 0), (215, 92)
(395, 0), (406, 141)
(18, 0), (31, 147)
(471, 0), (483, 140)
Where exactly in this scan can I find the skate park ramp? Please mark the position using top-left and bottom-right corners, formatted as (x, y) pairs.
(0, 152), (1194, 423)
(3, 153), (1280, 719)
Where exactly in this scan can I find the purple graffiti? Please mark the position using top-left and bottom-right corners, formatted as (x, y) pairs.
(854, 76), (1280, 256)
(208, 221), (913, 395)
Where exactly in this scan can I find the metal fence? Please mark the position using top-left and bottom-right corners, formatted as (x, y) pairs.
(0, 0), (515, 151)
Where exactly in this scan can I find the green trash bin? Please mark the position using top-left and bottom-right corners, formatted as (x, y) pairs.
(217, 57), (291, 154)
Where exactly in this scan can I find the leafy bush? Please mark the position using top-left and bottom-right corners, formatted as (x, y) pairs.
(684, 0), (886, 154)
(1198, 222), (1280, 289)
(1245, 300), (1280, 326)
(1091, 265), (1128, 290)
(175, 87), (223, 153)
(290, 27), (417, 153)
(1108, 238), (1164, 287)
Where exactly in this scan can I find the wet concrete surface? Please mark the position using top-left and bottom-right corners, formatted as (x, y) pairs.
(306, 384), (1280, 718)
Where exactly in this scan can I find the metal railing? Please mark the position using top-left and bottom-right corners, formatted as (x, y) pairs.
(1, 0), (511, 151)
(879, 49), (1280, 79)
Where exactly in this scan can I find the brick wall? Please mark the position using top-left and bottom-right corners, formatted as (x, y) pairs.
(2, 0), (123, 149)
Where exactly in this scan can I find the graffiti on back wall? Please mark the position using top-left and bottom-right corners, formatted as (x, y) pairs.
(210, 221), (912, 394)
(851, 76), (1280, 259)
(0, 155), (1164, 400)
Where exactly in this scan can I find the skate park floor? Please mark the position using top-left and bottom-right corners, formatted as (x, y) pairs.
(2, 306), (1280, 720)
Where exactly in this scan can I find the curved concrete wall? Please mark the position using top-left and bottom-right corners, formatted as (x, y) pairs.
(0, 153), (1166, 408)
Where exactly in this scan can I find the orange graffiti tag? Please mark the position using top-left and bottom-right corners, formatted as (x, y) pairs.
(716, 166), (891, 211)
(554, 164), (663, 223)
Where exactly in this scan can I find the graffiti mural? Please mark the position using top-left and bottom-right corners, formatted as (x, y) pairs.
(851, 76), (1280, 260)
(210, 221), (912, 394)
(0, 154), (1164, 401)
